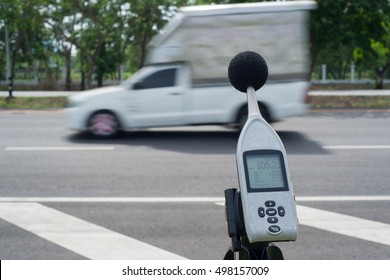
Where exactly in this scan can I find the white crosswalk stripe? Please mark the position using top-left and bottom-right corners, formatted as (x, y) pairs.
(0, 202), (186, 260)
(0, 196), (389, 259)
(297, 205), (390, 246)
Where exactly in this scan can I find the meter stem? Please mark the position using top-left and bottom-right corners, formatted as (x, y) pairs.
(247, 86), (261, 118)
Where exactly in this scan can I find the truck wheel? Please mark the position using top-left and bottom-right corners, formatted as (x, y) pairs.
(237, 103), (271, 130)
(87, 111), (120, 138)
(238, 109), (248, 130)
(259, 104), (271, 123)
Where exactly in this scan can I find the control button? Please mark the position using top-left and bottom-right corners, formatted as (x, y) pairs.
(268, 225), (281, 234)
(266, 208), (277, 216)
(267, 217), (278, 224)
(265, 200), (276, 207)
(278, 206), (286, 217)
(258, 207), (265, 218)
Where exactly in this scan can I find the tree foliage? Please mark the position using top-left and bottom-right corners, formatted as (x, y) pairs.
(310, 0), (390, 87)
(1, 0), (390, 89)
(1, 0), (188, 89)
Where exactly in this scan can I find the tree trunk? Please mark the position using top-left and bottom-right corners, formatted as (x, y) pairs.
(86, 58), (95, 89)
(375, 68), (384, 89)
(97, 74), (103, 88)
(139, 31), (149, 68)
(80, 55), (85, 91)
(65, 47), (72, 91)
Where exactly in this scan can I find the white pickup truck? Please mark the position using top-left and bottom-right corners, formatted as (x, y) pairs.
(67, 1), (316, 137)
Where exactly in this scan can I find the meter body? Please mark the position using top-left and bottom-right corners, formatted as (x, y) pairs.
(227, 50), (298, 245)
(236, 113), (298, 243)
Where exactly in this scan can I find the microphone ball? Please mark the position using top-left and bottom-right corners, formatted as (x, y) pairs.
(228, 51), (268, 93)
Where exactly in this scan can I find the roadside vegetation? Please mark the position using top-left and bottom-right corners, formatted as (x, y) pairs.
(2, 0), (390, 91)
(0, 97), (67, 109)
(1, 0), (390, 110)
(2, 95), (390, 110)
(308, 96), (390, 109)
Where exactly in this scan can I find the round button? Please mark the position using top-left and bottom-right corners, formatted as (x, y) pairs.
(268, 225), (281, 234)
(266, 208), (277, 216)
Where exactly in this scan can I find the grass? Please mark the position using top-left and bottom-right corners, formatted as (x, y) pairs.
(1, 96), (390, 110)
(308, 96), (390, 109)
(0, 96), (67, 109)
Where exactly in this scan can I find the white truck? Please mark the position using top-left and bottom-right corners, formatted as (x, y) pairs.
(67, 1), (316, 137)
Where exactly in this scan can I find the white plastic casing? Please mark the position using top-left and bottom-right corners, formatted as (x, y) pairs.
(237, 115), (298, 243)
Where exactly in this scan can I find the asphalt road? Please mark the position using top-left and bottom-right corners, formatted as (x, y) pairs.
(0, 109), (389, 260)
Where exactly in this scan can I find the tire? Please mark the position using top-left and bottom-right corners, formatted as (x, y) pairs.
(237, 103), (271, 130)
(259, 104), (271, 123)
(238, 108), (248, 131)
(87, 111), (120, 138)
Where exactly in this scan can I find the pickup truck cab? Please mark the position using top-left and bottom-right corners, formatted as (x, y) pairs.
(66, 62), (308, 137)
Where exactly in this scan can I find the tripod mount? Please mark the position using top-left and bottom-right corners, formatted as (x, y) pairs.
(223, 188), (284, 260)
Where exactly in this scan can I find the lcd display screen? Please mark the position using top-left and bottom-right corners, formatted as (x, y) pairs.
(244, 150), (288, 191)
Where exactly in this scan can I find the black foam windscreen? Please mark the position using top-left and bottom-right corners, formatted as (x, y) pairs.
(228, 51), (268, 93)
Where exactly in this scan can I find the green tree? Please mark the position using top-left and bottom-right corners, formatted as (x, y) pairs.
(43, 0), (188, 88)
(353, 20), (390, 89)
(127, 0), (187, 70)
(43, 0), (124, 89)
(1, 0), (52, 82)
(310, 0), (390, 84)
(42, 0), (78, 90)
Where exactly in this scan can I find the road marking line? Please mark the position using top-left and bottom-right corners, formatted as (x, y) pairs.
(215, 198), (390, 246)
(297, 205), (390, 246)
(216, 203), (390, 246)
(0, 196), (389, 203)
(0, 202), (186, 260)
(0, 197), (225, 203)
(1, 198), (389, 256)
(324, 145), (390, 150)
(297, 196), (390, 202)
(5, 146), (114, 151)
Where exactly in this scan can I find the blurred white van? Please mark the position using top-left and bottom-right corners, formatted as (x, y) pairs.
(67, 1), (316, 137)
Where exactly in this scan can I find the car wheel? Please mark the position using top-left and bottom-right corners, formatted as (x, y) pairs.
(87, 111), (120, 138)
